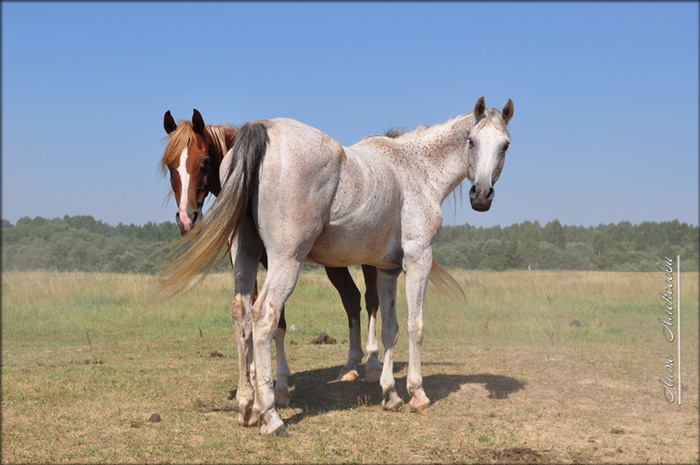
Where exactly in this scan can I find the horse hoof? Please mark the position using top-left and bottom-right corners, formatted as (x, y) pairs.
(382, 396), (403, 412)
(261, 421), (289, 437)
(338, 369), (359, 382)
(274, 391), (291, 407)
(365, 369), (382, 383)
(409, 396), (431, 412)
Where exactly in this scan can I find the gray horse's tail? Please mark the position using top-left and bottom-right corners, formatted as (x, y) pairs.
(158, 121), (269, 298)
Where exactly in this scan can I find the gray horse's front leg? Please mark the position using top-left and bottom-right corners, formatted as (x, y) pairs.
(403, 247), (433, 412)
(377, 268), (403, 411)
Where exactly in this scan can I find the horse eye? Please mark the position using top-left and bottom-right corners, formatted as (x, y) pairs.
(468, 138), (475, 147)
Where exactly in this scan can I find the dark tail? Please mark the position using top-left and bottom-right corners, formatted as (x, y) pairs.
(158, 121), (269, 298)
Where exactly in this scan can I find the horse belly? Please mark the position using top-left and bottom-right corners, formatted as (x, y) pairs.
(305, 144), (403, 268)
(306, 209), (402, 268)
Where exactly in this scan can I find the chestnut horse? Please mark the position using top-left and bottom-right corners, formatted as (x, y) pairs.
(160, 97), (511, 436)
(160, 110), (382, 405)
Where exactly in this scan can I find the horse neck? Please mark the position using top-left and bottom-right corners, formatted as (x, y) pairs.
(204, 125), (237, 196)
(395, 114), (474, 203)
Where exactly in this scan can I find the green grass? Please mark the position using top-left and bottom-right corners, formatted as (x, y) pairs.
(2, 269), (699, 463)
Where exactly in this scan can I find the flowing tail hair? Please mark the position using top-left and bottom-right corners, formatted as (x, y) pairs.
(158, 121), (269, 298)
(429, 260), (467, 304)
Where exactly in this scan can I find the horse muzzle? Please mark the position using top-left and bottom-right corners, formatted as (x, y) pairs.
(469, 183), (494, 212)
(175, 210), (200, 235)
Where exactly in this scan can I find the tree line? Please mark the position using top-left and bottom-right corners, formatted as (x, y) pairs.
(2, 215), (698, 273)
(433, 219), (698, 271)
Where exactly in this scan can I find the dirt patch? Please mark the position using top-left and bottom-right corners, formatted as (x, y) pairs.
(477, 447), (550, 463)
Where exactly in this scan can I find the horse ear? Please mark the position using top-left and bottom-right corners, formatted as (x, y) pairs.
(502, 99), (514, 124)
(192, 109), (206, 136)
(164, 110), (177, 134)
(473, 96), (486, 120)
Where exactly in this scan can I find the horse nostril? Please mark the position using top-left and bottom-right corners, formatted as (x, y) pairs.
(175, 211), (186, 235)
(469, 184), (493, 202)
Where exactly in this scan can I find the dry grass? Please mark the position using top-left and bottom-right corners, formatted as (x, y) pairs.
(2, 269), (698, 463)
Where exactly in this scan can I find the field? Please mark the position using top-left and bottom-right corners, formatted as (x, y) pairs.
(2, 269), (698, 463)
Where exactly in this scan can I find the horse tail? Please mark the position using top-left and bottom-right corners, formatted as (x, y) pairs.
(158, 121), (269, 298)
(429, 260), (467, 304)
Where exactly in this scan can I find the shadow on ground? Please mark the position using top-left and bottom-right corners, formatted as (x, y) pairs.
(228, 363), (526, 426)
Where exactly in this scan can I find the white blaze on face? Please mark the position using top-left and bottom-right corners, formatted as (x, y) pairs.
(177, 148), (192, 231)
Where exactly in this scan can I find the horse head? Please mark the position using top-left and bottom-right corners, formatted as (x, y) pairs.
(466, 97), (514, 212)
(162, 109), (223, 234)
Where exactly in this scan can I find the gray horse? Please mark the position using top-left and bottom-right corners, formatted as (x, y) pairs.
(160, 96), (514, 436)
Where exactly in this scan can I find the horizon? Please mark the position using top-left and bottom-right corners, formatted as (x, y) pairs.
(2, 213), (697, 230)
(2, 3), (698, 228)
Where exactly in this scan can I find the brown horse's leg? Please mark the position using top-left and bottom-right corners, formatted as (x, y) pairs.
(361, 265), (382, 382)
(324, 267), (364, 381)
(259, 249), (291, 405)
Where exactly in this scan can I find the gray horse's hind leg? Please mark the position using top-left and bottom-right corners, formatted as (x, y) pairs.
(250, 255), (306, 437)
(229, 216), (263, 427)
(259, 251), (292, 406)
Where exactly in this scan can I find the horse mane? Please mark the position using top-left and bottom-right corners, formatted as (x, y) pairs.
(366, 108), (508, 143)
(383, 127), (408, 138)
(365, 114), (468, 142)
(159, 121), (234, 178)
(205, 125), (231, 163)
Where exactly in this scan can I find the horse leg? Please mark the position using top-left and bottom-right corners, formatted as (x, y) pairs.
(403, 247), (433, 412)
(273, 308), (291, 406)
(361, 265), (382, 383)
(229, 218), (262, 427)
(251, 256), (303, 437)
(260, 250), (292, 406)
(324, 267), (363, 381)
(376, 267), (403, 411)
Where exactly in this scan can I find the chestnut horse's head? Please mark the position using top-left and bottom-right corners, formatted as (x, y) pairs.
(161, 109), (234, 234)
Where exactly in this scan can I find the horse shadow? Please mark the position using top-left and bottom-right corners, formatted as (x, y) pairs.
(228, 363), (526, 426)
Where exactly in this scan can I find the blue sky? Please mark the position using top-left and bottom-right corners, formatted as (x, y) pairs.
(2, 2), (698, 228)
